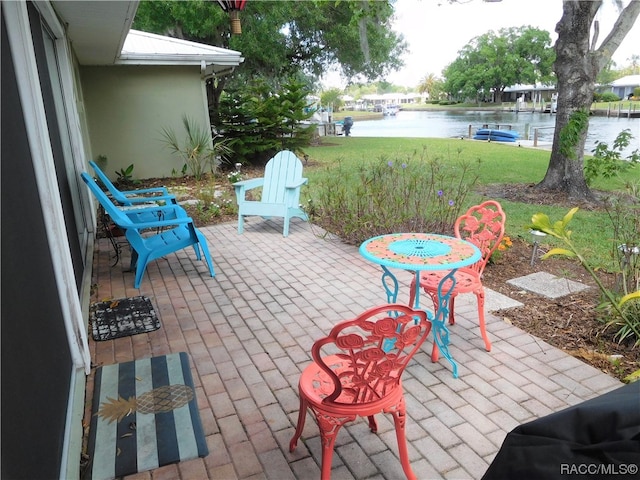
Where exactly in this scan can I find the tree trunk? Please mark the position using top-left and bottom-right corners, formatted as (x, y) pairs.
(207, 77), (227, 126)
(537, 0), (640, 201)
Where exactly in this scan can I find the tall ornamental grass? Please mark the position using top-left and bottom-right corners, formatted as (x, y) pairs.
(307, 147), (480, 245)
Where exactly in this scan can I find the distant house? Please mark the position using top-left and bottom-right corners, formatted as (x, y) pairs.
(502, 83), (557, 104)
(1, 2), (242, 478)
(357, 92), (424, 111)
(609, 75), (640, 99)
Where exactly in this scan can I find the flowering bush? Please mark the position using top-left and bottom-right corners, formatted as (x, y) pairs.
(188, 188), (237, 224)
(308, 147), (480, 245)
(489, 236), (512, 264)
(227, 171), (242, 183)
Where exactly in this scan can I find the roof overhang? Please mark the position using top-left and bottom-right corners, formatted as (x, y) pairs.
(117, 30), (244, 77)
(52, 0), (139, 65)
(50, 1), (243, 77)
(610, 75), (640, 87)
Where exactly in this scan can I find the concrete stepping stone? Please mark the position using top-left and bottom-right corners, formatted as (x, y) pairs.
(457, 288), (524, 311)
(484, 287), (524, 311)
(506, 271), (590, 299)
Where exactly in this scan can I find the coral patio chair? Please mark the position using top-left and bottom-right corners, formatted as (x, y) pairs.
(409, 200), (505, 361)
(82, 173), (215, 288)
(89, 160), (177, 206)
(290, 304), (430, 480)
(233, 150), (308, 237)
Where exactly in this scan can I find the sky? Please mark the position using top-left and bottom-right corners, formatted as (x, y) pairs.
(324, 0), (640, 88)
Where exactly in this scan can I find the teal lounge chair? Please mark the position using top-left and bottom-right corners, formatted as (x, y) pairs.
(233, 150), (308, 237)
(89, 160), (177, 206)
(82, 172), (215, 288)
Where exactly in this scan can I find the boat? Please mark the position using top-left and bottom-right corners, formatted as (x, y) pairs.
(383, 104), (399, 116)
(473, 128), (520, 142)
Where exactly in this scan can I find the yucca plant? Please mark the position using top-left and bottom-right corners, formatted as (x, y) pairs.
(161, 115), (231, 180)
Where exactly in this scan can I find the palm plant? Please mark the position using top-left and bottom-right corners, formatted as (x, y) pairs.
(417, 73), (443, 101)
(161, 115), (231, 180)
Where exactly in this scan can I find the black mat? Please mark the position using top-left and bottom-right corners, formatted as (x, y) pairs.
(90, 296), (160, 341)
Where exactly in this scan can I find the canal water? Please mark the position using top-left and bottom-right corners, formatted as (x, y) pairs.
(349, 110), (640, 157)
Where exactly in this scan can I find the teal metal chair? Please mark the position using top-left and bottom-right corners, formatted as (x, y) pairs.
(82, 173), (215, 288)
(89, 160), (177, 206)
(233, 150), (308, 237)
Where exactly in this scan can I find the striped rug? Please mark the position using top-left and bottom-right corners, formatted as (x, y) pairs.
(86, 352), (208, 480)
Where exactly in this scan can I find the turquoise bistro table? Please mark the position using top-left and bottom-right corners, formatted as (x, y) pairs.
(360, 233), (481, 378)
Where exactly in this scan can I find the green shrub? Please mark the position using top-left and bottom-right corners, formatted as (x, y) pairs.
(114, 163), (138, 187)
(215, 78), (316, 166)
(595, 92), (621, 103)
(585, 129), (639, 185)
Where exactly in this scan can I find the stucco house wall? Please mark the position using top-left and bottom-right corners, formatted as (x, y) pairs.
(81, 64), (211, 180)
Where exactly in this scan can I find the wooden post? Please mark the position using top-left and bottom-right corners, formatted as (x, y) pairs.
(534, 128), (539, 147)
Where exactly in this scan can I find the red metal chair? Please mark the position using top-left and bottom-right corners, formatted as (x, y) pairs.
(289, 304), (430, 480)
(409, 200), (505, 361)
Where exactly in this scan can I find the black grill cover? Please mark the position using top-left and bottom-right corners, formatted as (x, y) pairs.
(483, 381), (640, 479)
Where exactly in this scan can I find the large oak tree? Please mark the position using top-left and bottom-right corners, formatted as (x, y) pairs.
(537, 0), (640, 200)
(442, 26), (555, 103)
(133, 0), (407, 108)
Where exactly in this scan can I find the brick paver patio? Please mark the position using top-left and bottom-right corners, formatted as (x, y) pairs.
(85, 219), (622, 480)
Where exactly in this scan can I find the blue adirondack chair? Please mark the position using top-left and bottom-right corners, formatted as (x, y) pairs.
(81, 173), (215, 288)
(89, 160), (177, 206)
(233, 150), (308, 237)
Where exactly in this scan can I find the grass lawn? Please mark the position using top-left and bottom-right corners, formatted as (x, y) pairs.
(304, 136), (640, 270)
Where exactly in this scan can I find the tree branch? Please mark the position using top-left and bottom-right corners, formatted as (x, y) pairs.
(591, 20), (599, 50)
(595, 0), (640, 70)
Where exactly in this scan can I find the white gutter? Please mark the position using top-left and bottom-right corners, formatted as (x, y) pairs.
(117, 54), (242, 64)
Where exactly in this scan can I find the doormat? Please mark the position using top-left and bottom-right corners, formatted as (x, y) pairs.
(90, 296), (160, 341)
(86, 352), (208, 480)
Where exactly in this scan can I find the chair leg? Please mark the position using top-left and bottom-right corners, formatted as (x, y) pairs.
(134, 253), (150, 289)
(367, 415), (378, 433)
(290, 395), (309, 452)
(388, 397), (416, 480)
(426, 290), (441, 363)
(316, 412), (351, 480)
(283, 215), (290, 237)
(476, 290), (492, 351)
(128, 247), (138, 273)
(237, 214), (244, 234)
(431, 337), (440, 363)
(448, 296), (456, 325)
(195, 231), (216, 277)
